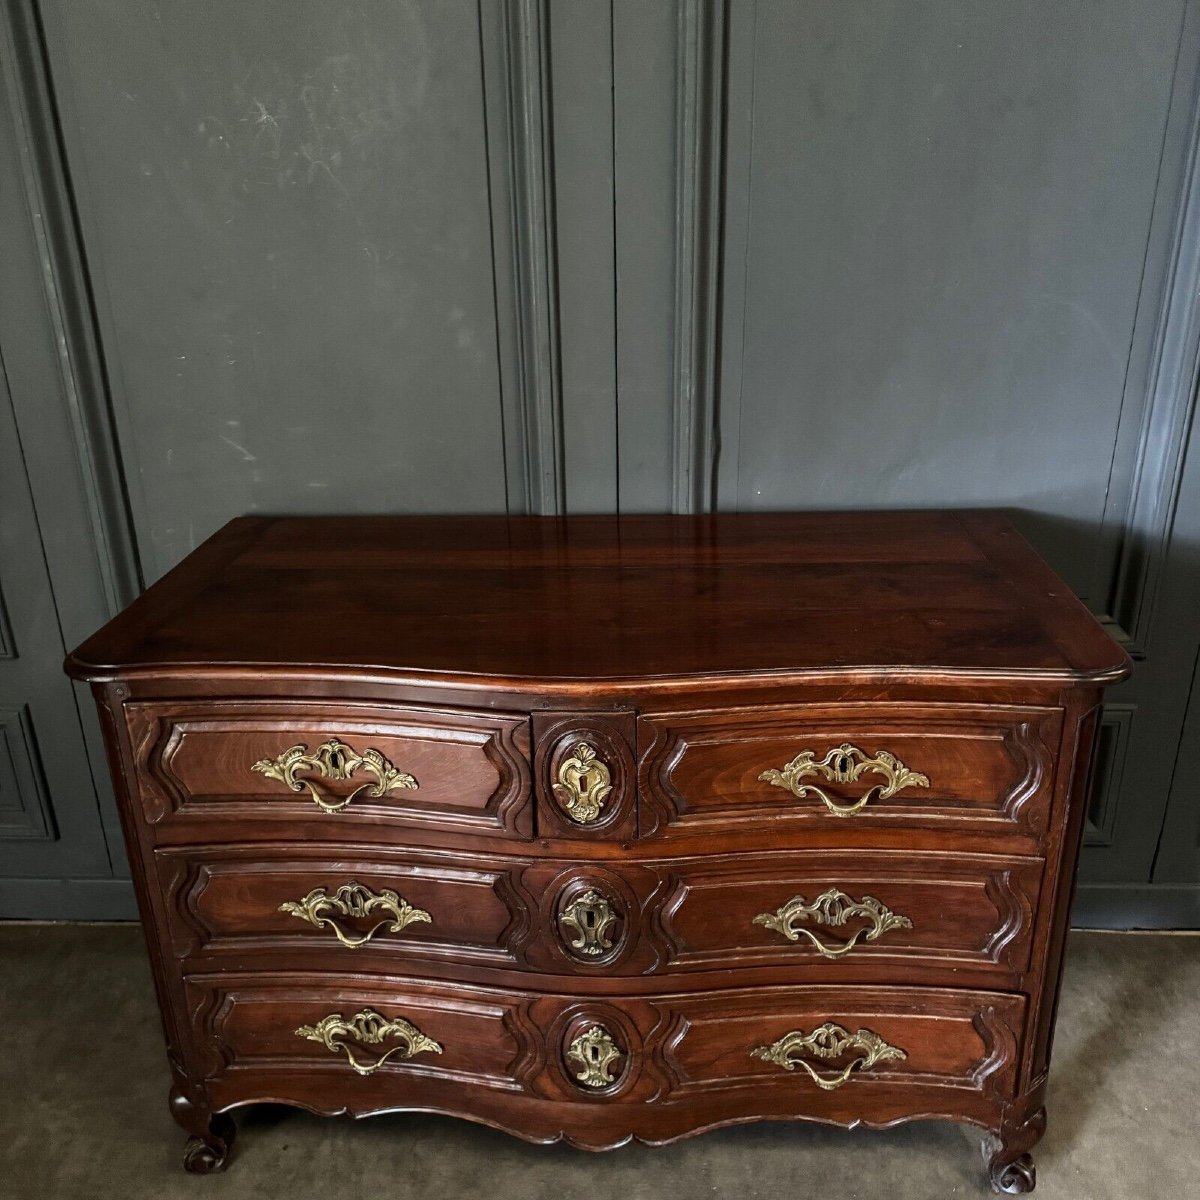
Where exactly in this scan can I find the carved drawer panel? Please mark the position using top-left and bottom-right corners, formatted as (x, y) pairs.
(515, 851), (1041, 984)
(126, 701), (531, 839)
(160, 846), (1041, 988)
(157, 845), (524, 966)
(651, 851), (1042, 980)
(638, 703), (1062, 843)
(185, 974), (533, 1092)
(657, 986), (1024, 1100)
(187, 976), (1023, 1129)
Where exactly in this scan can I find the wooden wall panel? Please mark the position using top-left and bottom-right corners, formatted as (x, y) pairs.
(716, 0), (1187, 601)
(40, 0), (520, 582)
(4, 0), (1200, 918)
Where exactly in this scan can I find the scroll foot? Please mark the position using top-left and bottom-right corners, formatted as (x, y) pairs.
(984, 1106), (1045, 1194)
(171, 1085), (236, 1173)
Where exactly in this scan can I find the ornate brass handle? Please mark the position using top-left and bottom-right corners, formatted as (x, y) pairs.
(759, 742), (928, 817)
(566, 1024), (624, 1088)
(295, 1009), (442, 1075)
(753, 888), (912, 959)
(251, 739), (417, 813)
(751, 1022), (906, 1089)
(279, 883), (431, 949)
(552, 741), (613, 824)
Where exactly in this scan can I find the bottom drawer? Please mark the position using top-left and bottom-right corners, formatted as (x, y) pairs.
(186, 974), (1025, 1142)
(659, 987), (1024, 1097)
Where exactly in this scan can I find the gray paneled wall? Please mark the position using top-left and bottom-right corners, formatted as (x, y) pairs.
(1, 0), (1199, 920)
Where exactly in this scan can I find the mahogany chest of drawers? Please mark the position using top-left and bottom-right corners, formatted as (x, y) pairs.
(67, 511), (1130, 1193)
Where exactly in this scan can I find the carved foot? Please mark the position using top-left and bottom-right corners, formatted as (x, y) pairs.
(990, 1154), (1036, 1194)
(182, 1113), (235, 1174)
(984, 1107), (1046, 1195)
(170, 1086), (235, 1173)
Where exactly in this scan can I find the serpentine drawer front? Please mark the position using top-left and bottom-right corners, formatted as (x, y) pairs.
(157, 845), (1041, 985)
(125, 700), (533, 840)
(67, 511), (1130, 1192)
(637, 704), (1062, 843)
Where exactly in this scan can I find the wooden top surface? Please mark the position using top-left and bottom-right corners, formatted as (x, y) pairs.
(66, 511), (1131, 688)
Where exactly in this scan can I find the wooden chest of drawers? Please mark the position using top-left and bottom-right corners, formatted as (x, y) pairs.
(67, 512), (1129, 1193)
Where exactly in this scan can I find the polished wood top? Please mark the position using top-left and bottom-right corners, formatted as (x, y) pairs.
(66, 511), (1130, 687)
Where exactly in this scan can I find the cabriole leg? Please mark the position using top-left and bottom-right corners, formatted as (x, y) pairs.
(170, 1085), (236, 1173)
(984, 1106), (1046, 1194)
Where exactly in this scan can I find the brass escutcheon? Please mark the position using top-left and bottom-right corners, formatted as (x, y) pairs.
(566, 1024), (623, 1089)
(559, 888), (619, 958)
(552, 741), (613, 824)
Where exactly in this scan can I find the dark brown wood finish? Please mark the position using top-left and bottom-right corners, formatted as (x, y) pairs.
(67, 512), (1130, 1192)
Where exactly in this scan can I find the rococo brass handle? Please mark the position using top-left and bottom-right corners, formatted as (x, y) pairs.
(552, 741), (613, 824)
(251, 739), (417, 814)
(751, 1022), (906, 1090)
(753, 888), (912, 959)
(295, 1009), (442, 1075)
(279, 883), (431, 949)
(758, 742), (928, 817)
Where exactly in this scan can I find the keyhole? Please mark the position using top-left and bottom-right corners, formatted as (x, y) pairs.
(584, 909), (597, 931)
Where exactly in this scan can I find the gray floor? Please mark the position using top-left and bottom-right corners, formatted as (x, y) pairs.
(0, 926), (1196, 1199)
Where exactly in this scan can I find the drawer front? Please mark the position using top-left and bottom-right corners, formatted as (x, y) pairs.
(651, 852), (1041, 977)
(657, 986), (1024, 1099)
(158, 846), (522, 967)
(127, 701), (532, 839)
(517, 852), (1039, 983)
(639, 703), (1062, 841)
(189, 976), (1023, 1140)
(161, 846), (1039, 986)
(186, 974), (529, 1092)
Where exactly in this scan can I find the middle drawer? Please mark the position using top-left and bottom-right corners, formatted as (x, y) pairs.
(157, 844), (1043, 986)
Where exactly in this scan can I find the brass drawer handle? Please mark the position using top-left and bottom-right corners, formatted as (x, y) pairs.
(295, 1009), (442, 1075)
(251, 739), (418, 813)
(279, 883), (431, 949)
(552, 741), (613, 824)
(566, 1024), (624, 1089)
(753, 888), (912, 959)
(752, 1023), (906, 1090)
(759, 742), (928, 817)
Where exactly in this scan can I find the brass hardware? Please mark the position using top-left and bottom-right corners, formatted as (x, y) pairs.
(251, 739), (417, 814)
(295, 1009), (441, 1075)
(559, 889), (618, 958)
(759, 742), (928, 817)
(751, 1022), (906, 1089)
(552, 741), (613, 824)
(753, 888), (912, 959)
(279, 883), (431, 949)
(566, 1025), (623, 1088)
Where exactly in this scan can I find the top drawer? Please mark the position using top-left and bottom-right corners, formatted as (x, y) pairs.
(638, 703), (1062, 842)
(126, 701), (532, 839)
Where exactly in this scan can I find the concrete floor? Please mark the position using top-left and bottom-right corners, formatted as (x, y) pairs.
(0, 926), (1196, 1200)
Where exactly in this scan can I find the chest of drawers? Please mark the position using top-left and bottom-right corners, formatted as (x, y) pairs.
(67, 511), (1129, 1194)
